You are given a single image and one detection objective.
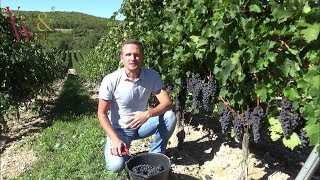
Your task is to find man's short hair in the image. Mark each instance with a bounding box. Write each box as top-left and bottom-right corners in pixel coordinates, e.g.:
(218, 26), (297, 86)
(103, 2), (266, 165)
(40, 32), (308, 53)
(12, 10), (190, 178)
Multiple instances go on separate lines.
(121, 39), (144, 54)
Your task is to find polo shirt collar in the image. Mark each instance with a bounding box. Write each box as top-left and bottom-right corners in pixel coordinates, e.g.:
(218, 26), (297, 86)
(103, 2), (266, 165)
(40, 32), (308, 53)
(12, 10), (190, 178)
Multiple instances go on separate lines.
(122, 68), (145, 82)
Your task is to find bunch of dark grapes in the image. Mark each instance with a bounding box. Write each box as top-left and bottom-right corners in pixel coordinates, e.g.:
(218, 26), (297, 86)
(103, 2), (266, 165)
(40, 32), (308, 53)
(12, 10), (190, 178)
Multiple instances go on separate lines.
(250, 106), (264, 142)
(242, 108), (251, 127)
(193, 82), (202, 109)
(279, 98), (302, 138)
(219, 108), (232, 134)
(291, 113), (302, 129)
(187, 73), (201, 93)
(187, 74), (202, 109)
(298, 131), (309, 147)
(232, 116), (243, 140)
(202, 84), (210, 111)
(231, 108), (261, 141)
(132, 164), (164, 176)
(220, 106), (265, 143)
(202, 74), (218, 111)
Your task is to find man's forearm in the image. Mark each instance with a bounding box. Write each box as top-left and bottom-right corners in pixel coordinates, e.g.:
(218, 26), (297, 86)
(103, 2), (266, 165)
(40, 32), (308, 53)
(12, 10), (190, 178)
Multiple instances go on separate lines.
(147, 101), (172, 118)
(98, 113), (119, 141)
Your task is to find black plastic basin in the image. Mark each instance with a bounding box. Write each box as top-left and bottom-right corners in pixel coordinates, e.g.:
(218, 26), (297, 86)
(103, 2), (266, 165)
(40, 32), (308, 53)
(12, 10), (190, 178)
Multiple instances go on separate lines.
(125, 152), (171, 180)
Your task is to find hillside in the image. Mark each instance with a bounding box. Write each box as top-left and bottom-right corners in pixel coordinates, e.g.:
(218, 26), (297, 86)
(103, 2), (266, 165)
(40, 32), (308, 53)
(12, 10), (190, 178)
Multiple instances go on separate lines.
(8, 10), (119, 30)
(5, 10), (121, 50)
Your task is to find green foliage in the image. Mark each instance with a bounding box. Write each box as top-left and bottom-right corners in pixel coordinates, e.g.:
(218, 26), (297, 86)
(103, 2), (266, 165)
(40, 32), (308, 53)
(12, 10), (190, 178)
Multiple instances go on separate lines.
(282, 132), (301, 150)
(78, 0), (320, 150)
(41, 29), (106, 51)
(75, 25), (123, 83)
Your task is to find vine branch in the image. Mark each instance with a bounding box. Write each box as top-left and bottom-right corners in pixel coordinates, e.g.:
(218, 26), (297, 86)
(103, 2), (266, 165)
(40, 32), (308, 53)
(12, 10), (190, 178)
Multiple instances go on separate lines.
(219, 97), (239, 117)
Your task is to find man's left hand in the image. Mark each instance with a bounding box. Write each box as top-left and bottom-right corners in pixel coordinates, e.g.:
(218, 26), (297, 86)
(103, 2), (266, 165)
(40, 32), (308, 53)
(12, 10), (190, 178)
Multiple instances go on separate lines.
(128, 111), (151, 129)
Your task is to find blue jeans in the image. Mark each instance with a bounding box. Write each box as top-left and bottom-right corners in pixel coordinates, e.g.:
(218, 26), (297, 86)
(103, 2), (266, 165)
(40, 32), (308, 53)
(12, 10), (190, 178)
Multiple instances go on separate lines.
(104, 110), (176, 172)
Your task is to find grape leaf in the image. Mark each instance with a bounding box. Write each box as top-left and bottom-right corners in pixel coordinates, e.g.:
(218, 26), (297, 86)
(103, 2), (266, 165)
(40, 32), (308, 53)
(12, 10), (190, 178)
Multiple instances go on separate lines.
(215, 46), (224, 55)
(272, 8), (292, 23)
(249, 4), (261, 13)
(303, 3), (311, 13)
(216, 60), (235, 86)
(190, 35), (199, 43)
(297, 78), (308, 91)
(282, 133), (300, 150)
(231, 51), (240, 65)
(301, 24), (320, 43)
(283, 87), (300, 101)
(310, 75), (320, 90)
(174, 78), (181, 85)
(270, 131), (282, 141)
(268, 117), (282, 141)
(196, 38), (208, 48)
(256, 86), (267, 102)
(305, 124), (320, 146)
(176, 24), (183, 32)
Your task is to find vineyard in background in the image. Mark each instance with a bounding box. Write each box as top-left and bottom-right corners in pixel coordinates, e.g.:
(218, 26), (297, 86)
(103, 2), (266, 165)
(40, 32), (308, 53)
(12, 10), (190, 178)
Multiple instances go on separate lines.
(0, 13), (66, 123)
(76, 0), (320, 154)
(57, 49), (89, 69)
(0, 9), (110, 129)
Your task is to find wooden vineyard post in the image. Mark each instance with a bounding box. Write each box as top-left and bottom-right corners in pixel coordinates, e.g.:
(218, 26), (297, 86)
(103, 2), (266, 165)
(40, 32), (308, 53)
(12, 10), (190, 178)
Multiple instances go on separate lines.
(240, 132), (249, 180)
(174, 109), (185, 148)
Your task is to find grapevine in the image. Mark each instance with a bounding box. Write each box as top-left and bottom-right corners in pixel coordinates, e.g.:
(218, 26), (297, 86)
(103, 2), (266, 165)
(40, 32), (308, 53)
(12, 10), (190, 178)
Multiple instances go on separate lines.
(0, 13), (66, 120)
(76, 0), (320, 151)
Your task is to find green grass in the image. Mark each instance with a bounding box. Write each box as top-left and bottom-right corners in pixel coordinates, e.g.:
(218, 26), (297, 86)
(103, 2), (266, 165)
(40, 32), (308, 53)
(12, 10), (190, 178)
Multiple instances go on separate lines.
(12, 75), (128, 180)
(51, 75), (96, 118)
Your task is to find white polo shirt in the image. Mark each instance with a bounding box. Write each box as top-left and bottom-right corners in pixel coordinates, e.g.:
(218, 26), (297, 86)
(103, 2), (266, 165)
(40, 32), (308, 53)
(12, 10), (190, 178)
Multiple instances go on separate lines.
(98, 68), (164, 129)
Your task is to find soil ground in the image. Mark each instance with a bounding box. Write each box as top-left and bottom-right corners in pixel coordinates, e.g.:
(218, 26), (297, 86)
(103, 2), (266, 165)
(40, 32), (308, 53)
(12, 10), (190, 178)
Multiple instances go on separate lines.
(130, 113), (319, 180)
(1, 78), (319, 180)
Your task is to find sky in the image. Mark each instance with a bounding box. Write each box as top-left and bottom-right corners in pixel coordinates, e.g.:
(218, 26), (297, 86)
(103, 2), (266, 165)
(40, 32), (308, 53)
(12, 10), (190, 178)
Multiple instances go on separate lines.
(1, 0), (123, 18)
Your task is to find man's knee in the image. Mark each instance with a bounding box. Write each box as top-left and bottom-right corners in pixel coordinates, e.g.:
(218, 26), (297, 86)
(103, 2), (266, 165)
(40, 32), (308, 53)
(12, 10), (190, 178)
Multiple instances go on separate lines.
(164, 110), (176, 122)
(104, 152), (127, 173)
(164, 110), (177, 132)
(106, 160), (125, 173)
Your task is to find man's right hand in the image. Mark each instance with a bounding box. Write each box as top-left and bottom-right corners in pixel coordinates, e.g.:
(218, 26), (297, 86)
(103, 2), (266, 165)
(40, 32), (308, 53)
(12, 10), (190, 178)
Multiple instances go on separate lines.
(110, 139), (127, 156)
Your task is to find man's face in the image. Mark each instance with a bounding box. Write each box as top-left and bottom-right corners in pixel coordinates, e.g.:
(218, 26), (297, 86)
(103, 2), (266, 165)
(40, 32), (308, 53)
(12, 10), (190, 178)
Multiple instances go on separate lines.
(121, 43), (144, 72)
